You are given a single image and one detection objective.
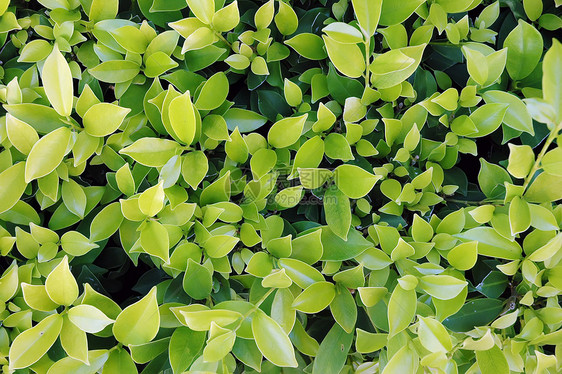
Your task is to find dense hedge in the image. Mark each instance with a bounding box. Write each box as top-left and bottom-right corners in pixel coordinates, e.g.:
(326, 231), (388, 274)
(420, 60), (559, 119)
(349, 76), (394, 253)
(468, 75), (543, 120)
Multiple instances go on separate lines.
(0, 0), (561, 373)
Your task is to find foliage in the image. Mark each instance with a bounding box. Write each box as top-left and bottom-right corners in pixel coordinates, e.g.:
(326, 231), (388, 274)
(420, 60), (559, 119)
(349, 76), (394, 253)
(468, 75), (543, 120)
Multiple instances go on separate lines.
(0, 0), (561, 373)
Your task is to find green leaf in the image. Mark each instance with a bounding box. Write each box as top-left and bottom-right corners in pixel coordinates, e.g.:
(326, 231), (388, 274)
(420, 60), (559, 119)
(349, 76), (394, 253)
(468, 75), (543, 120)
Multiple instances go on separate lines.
(183, 259), (213, 299)
(251, 148), (277, 180)
(21, 283), (59, 311)
(443, 299), (503, 332)
(195, 72), (229, 110)
(285, 33), (328, 60)
(68, 304), (114, 333)
(324, 187), (351, 240)
(447, 242), (478, 270)
(418, 316), (452, 352)
(45, 256), (78, 306)
(525, 173), (562, 203)
(89, 60), (141, 83)
(322, 22), (364, 44)
(542, 148), (562, 176)
(59, 315), (88, 364)
(283, 79), (302, 107)
(330, 284), (357, 333)
(470, 103), (509, 137)
(324, 133), (354, 161)
(8, 313), (63, 370)
(254, 0), (274, 29)
(120, 138), (182, 167)
(175, 307), (242, 331)
(355, 329), (387, 353)
(252, 309), (297, 367)
(89, 202), (124, 242)
(528, 233), (562, 262)
(509, 196), (531, 235)
(503, 20), (543, 81)
(478, 158), (511, 198)
(419, 275), (468, 300)
(312, 323), (353, 374)
(47, 350), (109, 373)
(112, 25), (150, 54)
(320, 226), (372, 261)
(507, 144), (535, 179)
(113, 286), (160, 345)
(274, 1), (298, 36)
(25, 126), (72, 183)
(224, 108), (267, 133)
(381, 345), (419, 374)
(212, 1), (239, 32)
(370, 44), (426, 89)
(292, 281), (335, 314)
(89, 0), (119, 21)
(379, 0), (425, 26)
(139, 181), (165, 217)
(140, 220), (170, 262)
(203, 235), (239, 258)
(323, 35), (365, 78)
(169, 327), (206, 374)
(102, 348), (137, 374)
(482, 91), (533, 134)
(0, 162), (27, 215)
(543, 39), (562, 122)
(168, 91), (197, 145)
(83, 103), (130, 137)
(434, 0), (474, 13)
(455, 227), (522, 260)
(42, 45), (73, 117)
(351, 0), (382, 37)
(334, 164), (381, 199)
(388, 284), (416, 337)
(62, 179), (87, 218)
(475, 345), (510, 374)
(182, 151), (208, 189)
(267, 114), (307, 148)
(186, 0), (214, 24)
(275, 186), (303, 209)
(0, 262), (18, 302)
(6, 114), (39, 155)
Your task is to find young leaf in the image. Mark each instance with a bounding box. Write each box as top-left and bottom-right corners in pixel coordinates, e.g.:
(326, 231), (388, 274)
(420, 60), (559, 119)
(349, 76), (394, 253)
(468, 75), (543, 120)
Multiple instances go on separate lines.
(83, 103), (130, 137)
(351, 0), (382, 37)
(324, 187), (351, 240)
(45, 256), (78, 306)
(112, 286), (160, 345)
(0, 162), (27, 214)
(252, 309), (298, 368)
(8, 314), (63, 370)
(25, 127), (72, 183)
(68, 304), (114, 333)
(42, 45), (73, 117)
(267, 114), (307, 148)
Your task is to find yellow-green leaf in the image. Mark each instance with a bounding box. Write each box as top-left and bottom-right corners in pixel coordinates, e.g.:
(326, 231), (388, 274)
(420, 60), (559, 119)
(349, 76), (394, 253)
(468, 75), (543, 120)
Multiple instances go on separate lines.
(8, 313), (63, 370)
(25, 126), (72, 183)
(42, 45), (73, 117)
(45, 256), (78, 306)
(112, 286), (160, 345)
(0, 162), (27, 214)
(83, 103), (130, 137)
(252, 309), (298, 368)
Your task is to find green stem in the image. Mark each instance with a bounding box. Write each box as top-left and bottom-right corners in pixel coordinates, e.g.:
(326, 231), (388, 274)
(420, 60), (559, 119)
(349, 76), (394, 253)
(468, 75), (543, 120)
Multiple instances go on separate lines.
(232, 287), (275, 331)
(521, 122), (562, 193)
(216, 32), (232, 49)
(364, 38), (370, 87)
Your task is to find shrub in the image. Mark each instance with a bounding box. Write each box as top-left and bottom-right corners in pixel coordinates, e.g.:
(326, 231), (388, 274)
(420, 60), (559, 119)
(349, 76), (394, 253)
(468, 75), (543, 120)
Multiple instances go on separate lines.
(0, 0), (561, 373)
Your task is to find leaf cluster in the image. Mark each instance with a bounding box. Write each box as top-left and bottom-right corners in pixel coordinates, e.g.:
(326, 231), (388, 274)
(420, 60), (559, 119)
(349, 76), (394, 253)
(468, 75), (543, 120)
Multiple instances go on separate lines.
(0, 0), (561, 373)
